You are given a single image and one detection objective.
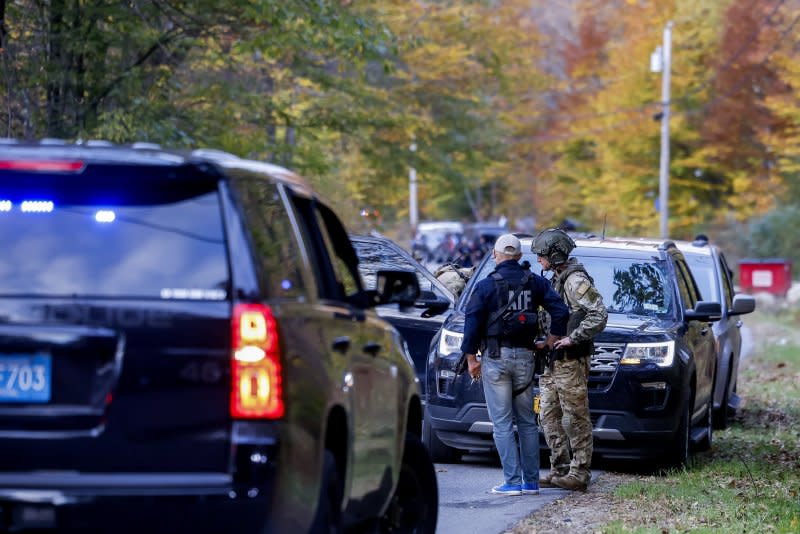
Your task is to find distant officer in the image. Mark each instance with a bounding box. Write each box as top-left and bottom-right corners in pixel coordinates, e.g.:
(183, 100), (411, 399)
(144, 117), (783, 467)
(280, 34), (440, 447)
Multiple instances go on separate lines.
(533, 229), (608, 492)
(461, 234), (569, 496)
(433, 263), (474, 298)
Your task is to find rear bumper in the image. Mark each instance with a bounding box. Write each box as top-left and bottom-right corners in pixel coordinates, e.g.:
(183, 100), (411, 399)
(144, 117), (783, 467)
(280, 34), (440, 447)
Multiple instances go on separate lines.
(0, 422), (282, 532)
(0, 474), (274, 533)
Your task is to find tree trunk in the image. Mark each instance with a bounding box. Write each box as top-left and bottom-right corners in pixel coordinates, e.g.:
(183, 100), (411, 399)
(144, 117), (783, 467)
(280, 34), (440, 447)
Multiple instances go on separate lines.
(46, 0), (68, 137)
(283, 125), (295, 167)
(1, 0), (7, 41)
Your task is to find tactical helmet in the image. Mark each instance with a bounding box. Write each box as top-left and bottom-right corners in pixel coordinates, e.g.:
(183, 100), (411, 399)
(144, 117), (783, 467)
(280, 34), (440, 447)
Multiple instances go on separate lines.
(531, 228), (576, 266)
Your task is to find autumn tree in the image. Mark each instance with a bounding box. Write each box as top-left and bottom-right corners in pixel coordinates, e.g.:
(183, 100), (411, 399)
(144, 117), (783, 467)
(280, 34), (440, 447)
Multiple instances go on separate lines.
(699, 0), (791, 220)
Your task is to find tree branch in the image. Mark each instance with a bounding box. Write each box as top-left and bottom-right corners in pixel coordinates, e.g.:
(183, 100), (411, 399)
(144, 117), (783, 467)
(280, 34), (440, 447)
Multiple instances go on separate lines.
(88, 28), (183, 114)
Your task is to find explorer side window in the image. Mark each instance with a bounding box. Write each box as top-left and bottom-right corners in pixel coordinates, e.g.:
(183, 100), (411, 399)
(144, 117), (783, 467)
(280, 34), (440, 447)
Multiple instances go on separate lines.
(674, 259), (699, 310)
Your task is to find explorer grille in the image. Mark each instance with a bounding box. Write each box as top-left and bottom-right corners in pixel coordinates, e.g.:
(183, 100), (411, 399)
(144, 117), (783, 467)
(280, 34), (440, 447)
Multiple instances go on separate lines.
(588, 343), (625, 390)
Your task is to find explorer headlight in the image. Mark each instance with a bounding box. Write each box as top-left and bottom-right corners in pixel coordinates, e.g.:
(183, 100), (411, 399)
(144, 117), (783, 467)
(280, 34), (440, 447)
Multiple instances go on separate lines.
(621, 341), (675, 367)
(437, 328), (463, 356)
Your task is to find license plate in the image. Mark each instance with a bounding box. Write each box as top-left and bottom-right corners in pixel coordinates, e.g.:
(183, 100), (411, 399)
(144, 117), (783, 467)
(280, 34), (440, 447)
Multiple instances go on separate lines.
(533, 394), (541, 414)
(0, 354), (52, 403)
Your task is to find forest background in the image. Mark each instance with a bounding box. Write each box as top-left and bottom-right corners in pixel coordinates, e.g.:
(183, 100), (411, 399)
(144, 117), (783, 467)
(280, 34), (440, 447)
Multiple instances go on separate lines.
(2, 0), (799, 265)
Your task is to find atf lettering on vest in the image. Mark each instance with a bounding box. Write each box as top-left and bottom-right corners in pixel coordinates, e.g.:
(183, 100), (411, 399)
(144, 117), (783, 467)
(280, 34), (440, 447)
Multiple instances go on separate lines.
(484, 272), (539, 357)
(507, 289), (532, 312)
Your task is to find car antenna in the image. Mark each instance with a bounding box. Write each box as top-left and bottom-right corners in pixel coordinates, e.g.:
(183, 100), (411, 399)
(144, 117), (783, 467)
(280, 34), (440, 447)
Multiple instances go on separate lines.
(601, 213), (607, 240)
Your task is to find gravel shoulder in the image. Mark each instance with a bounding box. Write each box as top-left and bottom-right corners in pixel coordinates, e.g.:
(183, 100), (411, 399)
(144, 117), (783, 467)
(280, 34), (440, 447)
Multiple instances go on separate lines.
(507, 471), (630, 534)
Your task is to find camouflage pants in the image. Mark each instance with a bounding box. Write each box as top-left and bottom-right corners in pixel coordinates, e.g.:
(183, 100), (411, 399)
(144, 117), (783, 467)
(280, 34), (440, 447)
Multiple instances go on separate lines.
(538, 356), (592, 483)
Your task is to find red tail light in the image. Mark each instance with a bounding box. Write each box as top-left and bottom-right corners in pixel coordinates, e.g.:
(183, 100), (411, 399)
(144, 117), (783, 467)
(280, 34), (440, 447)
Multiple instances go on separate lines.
(231, 303), (284, 419)
(0, 160), (85, 172)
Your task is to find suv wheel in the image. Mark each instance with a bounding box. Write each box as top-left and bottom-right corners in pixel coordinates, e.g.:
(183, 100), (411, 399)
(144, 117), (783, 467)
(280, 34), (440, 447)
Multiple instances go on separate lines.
(379, 436), (438, 533)
(422, 417), (461, 463)
(697, 396), (714, 452)
(310, 451), (343, 534)
(669, 398), (691, 469)
(713, 365), (732, 430)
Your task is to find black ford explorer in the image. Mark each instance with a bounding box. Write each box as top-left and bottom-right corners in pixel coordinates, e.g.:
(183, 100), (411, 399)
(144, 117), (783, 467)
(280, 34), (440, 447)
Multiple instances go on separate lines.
(424, 236), (721, 468)
(0, 141), (437, 533)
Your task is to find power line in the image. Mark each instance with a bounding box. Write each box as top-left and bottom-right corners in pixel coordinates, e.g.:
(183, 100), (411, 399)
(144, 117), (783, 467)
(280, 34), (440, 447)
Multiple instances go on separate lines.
(516, 111), (653, 143)
(510, 2), (783, 121)
(509, 0), (798, 143)
(678, 10), (800, 118)
(517, 8), (800, 141)
(522, 2), (799, 143)
(672, 0), (787, 105)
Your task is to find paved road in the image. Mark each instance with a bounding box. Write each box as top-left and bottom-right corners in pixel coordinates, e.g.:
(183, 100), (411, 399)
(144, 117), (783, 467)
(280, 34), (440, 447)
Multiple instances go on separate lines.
(434, 453), (599, 534)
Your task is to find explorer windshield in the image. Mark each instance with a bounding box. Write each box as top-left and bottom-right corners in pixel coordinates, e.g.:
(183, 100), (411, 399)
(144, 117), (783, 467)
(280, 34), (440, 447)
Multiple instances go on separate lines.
(460, 250), (674, 318)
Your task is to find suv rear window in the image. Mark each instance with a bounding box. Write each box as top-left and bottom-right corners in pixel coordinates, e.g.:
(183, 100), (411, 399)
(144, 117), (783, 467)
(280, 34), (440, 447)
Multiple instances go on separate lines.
(0, 181), (229, 299)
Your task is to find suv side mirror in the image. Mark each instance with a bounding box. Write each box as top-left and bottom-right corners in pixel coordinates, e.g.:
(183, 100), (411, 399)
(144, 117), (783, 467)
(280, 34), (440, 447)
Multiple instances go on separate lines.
(730, 294), (756, 316)
(685, 300), (722, 322)
(375, 270), (420, 307)
(417, 293), (451, 317)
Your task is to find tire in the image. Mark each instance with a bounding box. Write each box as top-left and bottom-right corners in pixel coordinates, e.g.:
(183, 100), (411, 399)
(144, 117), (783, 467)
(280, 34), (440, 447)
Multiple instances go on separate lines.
(713, 364), (732, 430)
(697, 395), (714, 452)
(668, 398), (691, 469)
(309, 451), (343, 534)
(422, 418), (461, 463)
(379, 436), (438, 534)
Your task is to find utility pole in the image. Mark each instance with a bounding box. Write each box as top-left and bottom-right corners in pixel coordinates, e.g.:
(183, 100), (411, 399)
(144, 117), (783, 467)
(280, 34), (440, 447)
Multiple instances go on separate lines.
(409, 142), (418, 237)
(656, 21), (673, 239)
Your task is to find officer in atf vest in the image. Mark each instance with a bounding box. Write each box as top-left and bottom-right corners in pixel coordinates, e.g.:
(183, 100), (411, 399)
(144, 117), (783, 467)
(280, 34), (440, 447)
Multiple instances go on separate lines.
(461, 234), (569, 496)
(533, 228), (608, 492)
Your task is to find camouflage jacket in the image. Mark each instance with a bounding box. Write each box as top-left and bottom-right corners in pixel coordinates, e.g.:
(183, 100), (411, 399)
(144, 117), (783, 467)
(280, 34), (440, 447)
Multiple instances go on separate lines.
(433, 264), (475, 298)
(553, 258), (608, 344)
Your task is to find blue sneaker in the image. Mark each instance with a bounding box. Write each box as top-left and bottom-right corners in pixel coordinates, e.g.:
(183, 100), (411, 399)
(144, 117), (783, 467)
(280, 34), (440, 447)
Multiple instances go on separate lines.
(522, 482), (539, 495)
(491, 483), (522, 495)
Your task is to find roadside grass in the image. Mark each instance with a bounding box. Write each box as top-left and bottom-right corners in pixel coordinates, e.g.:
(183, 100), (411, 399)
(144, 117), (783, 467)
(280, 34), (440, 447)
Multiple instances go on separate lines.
(601, 309), (800, 533)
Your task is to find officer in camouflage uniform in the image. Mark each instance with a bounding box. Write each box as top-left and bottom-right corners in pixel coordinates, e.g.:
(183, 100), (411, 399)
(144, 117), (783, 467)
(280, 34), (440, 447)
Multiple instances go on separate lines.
(532, 229), (608, 491)
(433, 264), (475, 298)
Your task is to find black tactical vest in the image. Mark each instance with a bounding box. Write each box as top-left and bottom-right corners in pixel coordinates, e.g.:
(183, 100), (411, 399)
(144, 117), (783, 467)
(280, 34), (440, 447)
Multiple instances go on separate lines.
(554, 261), (594, 359)
(483, 271), (539, 357)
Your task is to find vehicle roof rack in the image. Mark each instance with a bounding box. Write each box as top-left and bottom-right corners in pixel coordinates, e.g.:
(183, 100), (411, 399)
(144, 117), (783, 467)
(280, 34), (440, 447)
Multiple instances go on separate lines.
(131, 142), (162, 150)
(569, 231), (597, 239)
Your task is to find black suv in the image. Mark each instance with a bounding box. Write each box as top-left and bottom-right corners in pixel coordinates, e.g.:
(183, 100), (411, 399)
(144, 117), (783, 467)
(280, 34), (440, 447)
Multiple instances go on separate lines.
(350, 234), (454, 396)
(425, 236), (721, 468)
(0, 141), (437, 533)
(673, 238), (755, 428)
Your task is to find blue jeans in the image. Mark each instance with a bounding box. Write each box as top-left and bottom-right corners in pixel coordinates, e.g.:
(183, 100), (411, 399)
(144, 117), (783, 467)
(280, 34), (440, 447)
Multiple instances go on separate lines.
(481, 347), (539, 486)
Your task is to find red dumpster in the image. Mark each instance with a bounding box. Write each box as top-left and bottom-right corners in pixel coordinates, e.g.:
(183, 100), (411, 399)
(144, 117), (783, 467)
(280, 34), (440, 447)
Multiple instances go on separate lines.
(739, 258), (792, 296)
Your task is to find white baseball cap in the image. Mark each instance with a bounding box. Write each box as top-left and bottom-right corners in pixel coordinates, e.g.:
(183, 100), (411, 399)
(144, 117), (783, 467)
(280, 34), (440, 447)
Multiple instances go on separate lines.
(494, 234), (522, 255)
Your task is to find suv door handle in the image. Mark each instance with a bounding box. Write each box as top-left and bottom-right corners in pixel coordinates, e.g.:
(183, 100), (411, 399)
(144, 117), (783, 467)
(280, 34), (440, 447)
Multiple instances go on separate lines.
(363, 341), (382, 357)
(332, 336), (351, 354)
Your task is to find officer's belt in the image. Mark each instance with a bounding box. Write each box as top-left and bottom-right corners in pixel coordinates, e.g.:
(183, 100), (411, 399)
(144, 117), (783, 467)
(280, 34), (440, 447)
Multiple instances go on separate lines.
(485, 337), (531, 350)
(495, 339), (532, 349)
(550, 348), (586, 361)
